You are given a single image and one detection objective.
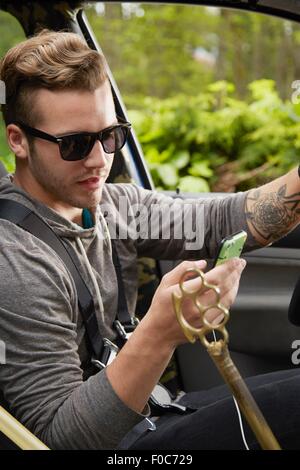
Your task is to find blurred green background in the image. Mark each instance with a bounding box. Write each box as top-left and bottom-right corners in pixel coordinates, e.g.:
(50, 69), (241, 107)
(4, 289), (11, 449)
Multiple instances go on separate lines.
(0, 10), (25, 172)
(1, 3), (300, 191)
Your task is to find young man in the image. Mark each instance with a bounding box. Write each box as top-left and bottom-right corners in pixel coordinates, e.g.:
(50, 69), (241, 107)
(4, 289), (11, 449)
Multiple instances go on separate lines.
(0, 29), (300, 450)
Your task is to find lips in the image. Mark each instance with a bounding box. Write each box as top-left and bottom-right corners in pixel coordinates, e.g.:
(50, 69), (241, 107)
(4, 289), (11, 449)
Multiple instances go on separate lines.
(80, 177), (100, 184)
(78, 176), (101, 190)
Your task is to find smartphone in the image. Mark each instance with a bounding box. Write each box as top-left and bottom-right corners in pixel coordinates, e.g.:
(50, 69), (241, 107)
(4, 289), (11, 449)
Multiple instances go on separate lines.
(213, 230), (247, 267)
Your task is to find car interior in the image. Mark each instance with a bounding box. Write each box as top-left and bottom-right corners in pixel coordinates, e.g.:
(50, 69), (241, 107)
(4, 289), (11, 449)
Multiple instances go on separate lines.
(0, 0), (300, 449)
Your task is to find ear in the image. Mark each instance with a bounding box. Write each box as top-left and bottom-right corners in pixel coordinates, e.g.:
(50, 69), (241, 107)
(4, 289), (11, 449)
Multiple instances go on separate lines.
(6, 124), (30, 159)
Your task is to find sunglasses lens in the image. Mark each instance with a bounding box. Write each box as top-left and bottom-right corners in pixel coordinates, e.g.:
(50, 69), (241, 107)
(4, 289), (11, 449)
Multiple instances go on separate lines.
(102, 126), (128, 153)
(59, 135), (95, 161)
(58, 125), (129, 160)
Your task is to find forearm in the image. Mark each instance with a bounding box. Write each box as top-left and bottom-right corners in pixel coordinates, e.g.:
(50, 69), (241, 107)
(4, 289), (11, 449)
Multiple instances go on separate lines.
(245, 167), (300, 246)
(106, 316), (175, 413)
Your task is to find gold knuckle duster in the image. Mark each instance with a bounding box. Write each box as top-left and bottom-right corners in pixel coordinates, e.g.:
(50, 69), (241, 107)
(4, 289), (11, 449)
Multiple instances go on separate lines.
(172, 267), (281, 451)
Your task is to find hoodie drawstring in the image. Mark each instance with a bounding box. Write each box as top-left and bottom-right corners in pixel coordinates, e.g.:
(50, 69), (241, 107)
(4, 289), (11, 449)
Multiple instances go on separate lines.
(75, 236), (105, 324)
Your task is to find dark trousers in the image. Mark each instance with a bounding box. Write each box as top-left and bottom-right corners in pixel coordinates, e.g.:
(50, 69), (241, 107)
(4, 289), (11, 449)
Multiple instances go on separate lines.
(125, 369), (300, 450)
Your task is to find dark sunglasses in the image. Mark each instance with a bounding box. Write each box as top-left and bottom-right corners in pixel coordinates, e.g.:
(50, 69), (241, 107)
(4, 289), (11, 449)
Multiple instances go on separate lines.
(14, 117), (131, 161)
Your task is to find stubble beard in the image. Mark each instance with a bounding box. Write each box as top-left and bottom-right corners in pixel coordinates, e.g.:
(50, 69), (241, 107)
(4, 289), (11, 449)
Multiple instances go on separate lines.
(28, 147), (103, 210)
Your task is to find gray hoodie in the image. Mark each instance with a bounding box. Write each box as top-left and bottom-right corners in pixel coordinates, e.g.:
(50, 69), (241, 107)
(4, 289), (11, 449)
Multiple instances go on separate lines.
(0, 174), (257, 449)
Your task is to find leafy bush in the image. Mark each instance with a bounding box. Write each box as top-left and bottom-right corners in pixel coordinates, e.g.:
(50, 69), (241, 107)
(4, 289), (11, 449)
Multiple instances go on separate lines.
(2, 79), (298, 192)
(127, 79), (300, 192)
(0, 152), (15, 173)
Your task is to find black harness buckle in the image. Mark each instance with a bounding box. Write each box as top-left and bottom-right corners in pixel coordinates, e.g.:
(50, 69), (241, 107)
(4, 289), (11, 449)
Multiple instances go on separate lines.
(91, 338), (119, 370)
(149, 384), (194, 416)
(114, 318), (139, 343)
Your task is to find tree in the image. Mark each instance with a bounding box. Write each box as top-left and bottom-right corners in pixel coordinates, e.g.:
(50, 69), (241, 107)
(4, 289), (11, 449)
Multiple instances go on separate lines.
(0, 11), (25, 170)
(86, 3), (300, 102)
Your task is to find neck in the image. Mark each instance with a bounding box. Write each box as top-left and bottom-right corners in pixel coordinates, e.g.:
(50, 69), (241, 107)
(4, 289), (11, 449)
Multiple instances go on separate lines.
(12, 171), (83, 225)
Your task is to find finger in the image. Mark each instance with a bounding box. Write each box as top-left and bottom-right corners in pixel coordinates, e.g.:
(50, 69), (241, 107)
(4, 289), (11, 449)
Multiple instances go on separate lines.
(207, 257), (246, 283)
(220, 274), (241, 309)
(202, 264), (243, 304)
(203, 273), (241, 325)
(179, 257), (245, 295)
(181, 263), (244, 327)
(208, 259), (245, 298)
(179, 301), (225, 330)
(162, 259), (207, 288)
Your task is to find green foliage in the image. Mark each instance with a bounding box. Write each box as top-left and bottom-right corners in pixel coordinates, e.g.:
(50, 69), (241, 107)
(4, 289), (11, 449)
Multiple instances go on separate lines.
(1, 152), (15, 173)
(86, 3), (300, 192)
(87, 4), (300, 101)
(86, 4), (216, 100)
(128, 79), (300, 192)
(0, 10), (25, 173)
(0, 4), (298, 190)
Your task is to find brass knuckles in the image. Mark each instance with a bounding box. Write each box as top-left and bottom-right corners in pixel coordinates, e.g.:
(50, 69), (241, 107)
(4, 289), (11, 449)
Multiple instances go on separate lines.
(172, 267), (229, 348)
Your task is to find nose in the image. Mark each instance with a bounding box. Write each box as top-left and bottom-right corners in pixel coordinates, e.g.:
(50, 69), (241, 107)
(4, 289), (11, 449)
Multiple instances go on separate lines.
(83, 139), (109, 169)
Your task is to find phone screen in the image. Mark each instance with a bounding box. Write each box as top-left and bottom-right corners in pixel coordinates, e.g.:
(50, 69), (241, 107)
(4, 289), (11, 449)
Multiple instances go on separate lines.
(213, 230), (247, 267)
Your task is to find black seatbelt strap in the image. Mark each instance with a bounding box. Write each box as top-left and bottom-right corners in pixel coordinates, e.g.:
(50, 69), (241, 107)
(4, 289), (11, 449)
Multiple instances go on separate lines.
(111, 243), (131, 324)
(0, 198), (104, 359)
(111, 242), (139, 345)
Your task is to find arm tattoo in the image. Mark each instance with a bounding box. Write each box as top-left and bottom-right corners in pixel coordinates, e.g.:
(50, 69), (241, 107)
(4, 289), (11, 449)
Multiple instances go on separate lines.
(245, 184), (300, 243)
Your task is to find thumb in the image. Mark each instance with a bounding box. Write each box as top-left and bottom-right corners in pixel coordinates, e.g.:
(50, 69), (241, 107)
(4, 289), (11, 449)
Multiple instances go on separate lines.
(162, 259), (207, 288)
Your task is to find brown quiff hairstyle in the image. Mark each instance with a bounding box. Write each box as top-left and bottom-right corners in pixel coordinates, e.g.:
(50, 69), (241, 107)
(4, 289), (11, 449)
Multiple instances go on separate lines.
(0, 29), (108, 127)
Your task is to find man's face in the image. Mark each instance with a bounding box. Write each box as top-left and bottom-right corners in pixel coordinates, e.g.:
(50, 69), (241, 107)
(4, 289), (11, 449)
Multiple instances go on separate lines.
(18, 81), (117, 215)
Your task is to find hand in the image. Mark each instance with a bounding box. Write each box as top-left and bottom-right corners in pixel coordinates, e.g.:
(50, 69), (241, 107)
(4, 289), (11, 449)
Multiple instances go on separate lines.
(107, 257), (245, 414)
(145, 257), (246, 348)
